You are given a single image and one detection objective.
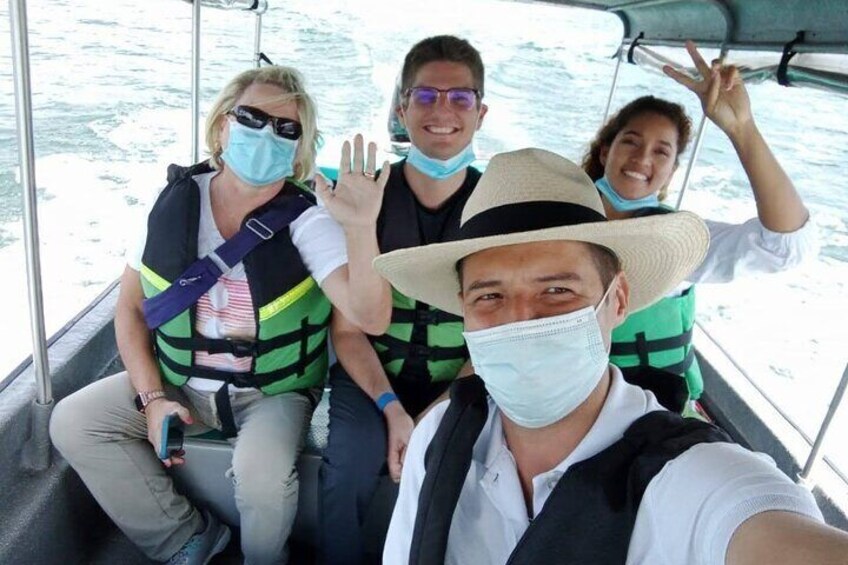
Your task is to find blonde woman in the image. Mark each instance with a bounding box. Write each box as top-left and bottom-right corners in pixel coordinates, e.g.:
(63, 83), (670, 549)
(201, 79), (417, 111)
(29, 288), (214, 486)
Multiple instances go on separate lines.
(50, 66), (390, 564)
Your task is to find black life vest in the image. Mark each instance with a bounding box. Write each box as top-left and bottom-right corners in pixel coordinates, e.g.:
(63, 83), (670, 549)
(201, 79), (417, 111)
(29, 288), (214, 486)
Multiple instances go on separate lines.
(140, 162), (331, 395)
(368, 161), (481, 383)
(409, 369), (731, 565)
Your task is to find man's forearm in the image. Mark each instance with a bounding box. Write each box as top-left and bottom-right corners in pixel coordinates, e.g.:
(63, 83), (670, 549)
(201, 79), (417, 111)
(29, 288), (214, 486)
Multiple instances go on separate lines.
(334, 328), (394, 401)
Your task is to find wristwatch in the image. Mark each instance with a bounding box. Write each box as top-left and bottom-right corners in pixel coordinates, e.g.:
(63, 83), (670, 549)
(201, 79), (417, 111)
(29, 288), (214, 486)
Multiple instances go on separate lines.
(134, 390), (167, 413)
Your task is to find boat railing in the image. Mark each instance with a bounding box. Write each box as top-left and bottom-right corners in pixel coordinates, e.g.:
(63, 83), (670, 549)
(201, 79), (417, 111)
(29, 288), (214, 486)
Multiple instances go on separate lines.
(697, 320), (848, 489)
(185, 0), (269, 161)
(799, 363), (848, 488)
(9, 0), (52, 473)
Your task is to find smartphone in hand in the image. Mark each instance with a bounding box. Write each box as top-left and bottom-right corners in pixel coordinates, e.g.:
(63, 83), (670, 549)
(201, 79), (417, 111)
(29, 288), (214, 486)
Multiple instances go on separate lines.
(158, 412), (185, 460)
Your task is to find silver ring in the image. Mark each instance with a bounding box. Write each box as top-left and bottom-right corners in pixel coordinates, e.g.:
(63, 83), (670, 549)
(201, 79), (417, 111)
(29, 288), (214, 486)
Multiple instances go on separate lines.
(363, 171), (376, 179)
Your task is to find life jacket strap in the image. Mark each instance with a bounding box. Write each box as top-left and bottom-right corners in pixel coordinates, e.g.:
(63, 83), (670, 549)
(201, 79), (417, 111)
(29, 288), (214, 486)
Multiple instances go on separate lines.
(370, 333), (468, 364)
(157, 334), (327, 389)
(389, 308), (463, 325)
(215, 381), (238, 438)
(142, 195), (312, 330)
(409, 376), (489, 565)
(609, 326), (693, 356)
(660, 347), (696, 375)
(154, 316), (328, 358)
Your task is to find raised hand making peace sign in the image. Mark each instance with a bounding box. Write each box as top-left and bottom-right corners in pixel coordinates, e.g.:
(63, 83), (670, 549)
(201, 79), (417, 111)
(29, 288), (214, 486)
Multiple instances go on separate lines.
(663, 40), (753, 141)
(662, 39), (809, 234)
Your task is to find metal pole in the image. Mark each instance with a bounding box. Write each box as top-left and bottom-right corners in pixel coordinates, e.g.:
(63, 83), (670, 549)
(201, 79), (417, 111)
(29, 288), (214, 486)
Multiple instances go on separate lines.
(675, 114), (708, 209)
(602, 42), (625, 123)
(798, 363), (848, 488)
(191, 0), (201, 163)
(11, 0), (54, 473)
(675, 45), (727, 210)
(10, 0), (51, 405)
(254, 13), (262, 68)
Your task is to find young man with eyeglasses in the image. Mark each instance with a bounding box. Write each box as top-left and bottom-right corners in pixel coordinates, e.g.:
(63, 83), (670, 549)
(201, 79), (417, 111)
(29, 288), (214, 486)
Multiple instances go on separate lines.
(320, 35), (488, 565)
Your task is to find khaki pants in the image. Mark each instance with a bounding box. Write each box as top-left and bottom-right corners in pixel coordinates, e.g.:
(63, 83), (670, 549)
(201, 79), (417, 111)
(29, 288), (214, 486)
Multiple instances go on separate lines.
(50, 371), (313, 564)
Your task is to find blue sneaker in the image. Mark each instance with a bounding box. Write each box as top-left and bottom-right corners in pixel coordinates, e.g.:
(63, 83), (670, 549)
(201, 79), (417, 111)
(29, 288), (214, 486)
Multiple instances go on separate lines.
(166, 509), (231, 565)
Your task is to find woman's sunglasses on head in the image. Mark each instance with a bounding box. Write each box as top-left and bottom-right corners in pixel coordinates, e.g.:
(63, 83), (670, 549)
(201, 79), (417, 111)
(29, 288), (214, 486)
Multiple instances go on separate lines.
(404, 87), (481, 111)
(228, 105), (303, 140)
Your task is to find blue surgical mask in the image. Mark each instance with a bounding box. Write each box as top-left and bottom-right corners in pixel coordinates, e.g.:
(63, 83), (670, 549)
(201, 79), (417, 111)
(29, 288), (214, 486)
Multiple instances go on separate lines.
(406, 143), (475, 180)
(463, 282), (614, 429)
(595, 176), (659, 212)
(221, 120), (298, 187)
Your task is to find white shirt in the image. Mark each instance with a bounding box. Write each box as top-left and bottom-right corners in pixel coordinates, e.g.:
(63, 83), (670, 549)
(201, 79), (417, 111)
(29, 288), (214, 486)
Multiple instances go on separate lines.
(384, 366), (823, 564)
(683, 216), (818, 286)
(127, 171), (348, 391)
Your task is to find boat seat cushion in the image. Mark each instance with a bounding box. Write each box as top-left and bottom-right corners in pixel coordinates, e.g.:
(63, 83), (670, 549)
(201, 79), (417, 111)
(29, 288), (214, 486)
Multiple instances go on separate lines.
(168, 388), (396, 555)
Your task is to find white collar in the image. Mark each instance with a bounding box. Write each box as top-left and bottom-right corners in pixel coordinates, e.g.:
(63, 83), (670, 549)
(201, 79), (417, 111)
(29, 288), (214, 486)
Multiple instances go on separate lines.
(479, 365), (665, 479)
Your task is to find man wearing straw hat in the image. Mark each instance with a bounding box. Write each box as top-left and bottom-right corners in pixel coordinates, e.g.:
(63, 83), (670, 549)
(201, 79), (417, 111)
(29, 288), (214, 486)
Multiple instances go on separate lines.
(378, 148), (847, 563)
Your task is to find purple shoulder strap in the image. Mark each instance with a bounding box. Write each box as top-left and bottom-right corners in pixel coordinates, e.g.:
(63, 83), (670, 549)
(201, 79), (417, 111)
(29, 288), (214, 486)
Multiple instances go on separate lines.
(142, 195), (312, 330)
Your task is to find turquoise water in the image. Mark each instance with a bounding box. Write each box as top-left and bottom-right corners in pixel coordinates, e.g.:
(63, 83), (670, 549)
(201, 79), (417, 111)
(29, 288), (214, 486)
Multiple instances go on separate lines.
(1, 0), (846, 482)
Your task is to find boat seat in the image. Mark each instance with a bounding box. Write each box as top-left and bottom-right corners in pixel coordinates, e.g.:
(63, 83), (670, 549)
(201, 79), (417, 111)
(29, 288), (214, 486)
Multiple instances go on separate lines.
(169, 390), (398, 555)
(168, 389), (327, 542)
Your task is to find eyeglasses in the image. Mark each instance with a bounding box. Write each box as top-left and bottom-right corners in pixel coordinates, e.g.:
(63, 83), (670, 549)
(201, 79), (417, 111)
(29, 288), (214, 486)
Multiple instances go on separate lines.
(227, 105), (303, 140)
(403, 87), (481, 111)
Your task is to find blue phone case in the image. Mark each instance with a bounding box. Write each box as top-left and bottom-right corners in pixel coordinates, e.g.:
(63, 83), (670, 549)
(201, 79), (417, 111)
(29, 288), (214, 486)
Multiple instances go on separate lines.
(158, 413), (184, 460)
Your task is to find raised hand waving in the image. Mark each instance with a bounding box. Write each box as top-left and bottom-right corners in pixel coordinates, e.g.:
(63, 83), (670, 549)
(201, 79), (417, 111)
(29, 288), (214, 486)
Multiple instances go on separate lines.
(315, 134), (390, 228)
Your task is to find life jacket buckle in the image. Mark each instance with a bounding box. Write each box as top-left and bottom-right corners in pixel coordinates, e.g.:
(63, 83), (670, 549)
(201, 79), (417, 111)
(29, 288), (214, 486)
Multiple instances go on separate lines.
(415, 309), (437, 325)
(229, 338), (258, 358)
(409, 343), (431, 359)
(246, 218), (274, 240)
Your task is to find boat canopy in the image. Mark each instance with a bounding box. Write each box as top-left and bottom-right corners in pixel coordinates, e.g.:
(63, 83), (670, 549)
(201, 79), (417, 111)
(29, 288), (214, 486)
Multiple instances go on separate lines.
(541, 0), (848, 94)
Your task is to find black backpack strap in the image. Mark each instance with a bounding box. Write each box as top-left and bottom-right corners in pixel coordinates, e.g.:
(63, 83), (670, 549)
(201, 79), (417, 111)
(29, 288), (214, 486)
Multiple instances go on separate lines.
(619, 365), (691, 413)
(409, 375), (489, 565)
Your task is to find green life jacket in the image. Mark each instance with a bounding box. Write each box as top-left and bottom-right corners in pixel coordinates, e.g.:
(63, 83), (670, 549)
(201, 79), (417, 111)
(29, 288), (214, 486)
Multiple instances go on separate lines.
(610, 285), (703, 399)
(370, 288), (468, 382)
(139, 162), (331, 396)
(367, 161), (480, 383)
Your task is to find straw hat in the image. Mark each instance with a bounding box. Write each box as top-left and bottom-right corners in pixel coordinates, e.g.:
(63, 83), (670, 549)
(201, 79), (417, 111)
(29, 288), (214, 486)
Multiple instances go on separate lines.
(373, 148), (709, 316)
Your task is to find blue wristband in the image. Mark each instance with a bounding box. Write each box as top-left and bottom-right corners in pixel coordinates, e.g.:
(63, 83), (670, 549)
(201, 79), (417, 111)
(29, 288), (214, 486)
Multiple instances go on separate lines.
(376, 392), (398, 412)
